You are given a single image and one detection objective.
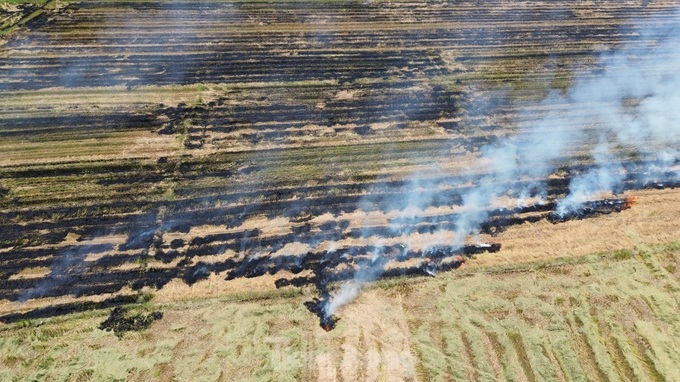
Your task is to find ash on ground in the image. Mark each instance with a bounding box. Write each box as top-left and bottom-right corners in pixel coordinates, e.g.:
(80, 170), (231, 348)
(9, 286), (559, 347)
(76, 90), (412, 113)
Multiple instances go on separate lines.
(99, 307), (163, 338)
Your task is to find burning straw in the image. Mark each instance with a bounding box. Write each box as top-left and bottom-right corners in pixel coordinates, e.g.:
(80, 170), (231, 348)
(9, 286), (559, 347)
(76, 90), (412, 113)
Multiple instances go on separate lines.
(549, 196), (637, 223)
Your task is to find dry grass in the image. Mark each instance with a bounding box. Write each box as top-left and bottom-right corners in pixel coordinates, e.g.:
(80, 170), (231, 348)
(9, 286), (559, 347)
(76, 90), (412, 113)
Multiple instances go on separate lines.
(1, 240), (679, 381)
(466, 189), (680, 269)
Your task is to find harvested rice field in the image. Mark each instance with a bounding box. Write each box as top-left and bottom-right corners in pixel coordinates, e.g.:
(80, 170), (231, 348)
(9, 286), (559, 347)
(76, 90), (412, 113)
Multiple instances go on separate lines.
(1, 0), (680, 380)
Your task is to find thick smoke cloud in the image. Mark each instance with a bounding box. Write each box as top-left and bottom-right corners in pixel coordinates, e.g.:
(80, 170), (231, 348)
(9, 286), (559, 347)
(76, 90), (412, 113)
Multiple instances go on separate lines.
(324, 8), (680, 317)
(555, 24), (680, 214)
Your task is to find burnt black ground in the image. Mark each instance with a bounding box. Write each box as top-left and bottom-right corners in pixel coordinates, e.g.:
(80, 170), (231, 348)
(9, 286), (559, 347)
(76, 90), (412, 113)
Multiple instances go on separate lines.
(1, 1), (679, 322)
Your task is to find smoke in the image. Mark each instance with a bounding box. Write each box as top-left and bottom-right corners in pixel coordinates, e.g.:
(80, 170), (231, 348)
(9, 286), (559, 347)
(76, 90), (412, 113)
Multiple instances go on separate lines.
(324, 247), (387, 316)
(552, 20), (680, 210)
(19, 243), (112, 302)
(456, 8), (680, 234)
(322, 93), (574, 318)
(323, 7), (680, 318)
(4, 1), (679, 322)
(323, 279), (362, 317)
(556, 141), (625, 216)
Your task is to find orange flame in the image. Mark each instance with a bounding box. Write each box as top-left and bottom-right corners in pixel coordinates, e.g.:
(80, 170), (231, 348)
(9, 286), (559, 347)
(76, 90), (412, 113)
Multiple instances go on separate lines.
(624, 195), (638, 209)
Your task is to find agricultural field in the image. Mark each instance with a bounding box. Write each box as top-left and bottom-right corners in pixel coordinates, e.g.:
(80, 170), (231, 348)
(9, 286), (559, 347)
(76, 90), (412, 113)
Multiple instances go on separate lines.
(2, 242), (680, 381)
(1, 0), (680, 380)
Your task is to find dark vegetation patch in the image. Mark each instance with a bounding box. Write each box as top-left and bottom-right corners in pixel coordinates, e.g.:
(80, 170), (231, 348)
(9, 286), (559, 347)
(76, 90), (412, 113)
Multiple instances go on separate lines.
(99, 307), (163, 338)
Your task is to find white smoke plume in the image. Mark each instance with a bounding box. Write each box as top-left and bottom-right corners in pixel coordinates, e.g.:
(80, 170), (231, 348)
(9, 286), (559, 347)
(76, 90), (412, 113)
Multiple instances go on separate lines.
(552, 23), (680, 212)
(324, 282), (361, 317)
(556, 141), (625, 216)
(324, 248), (386, 316)
(452, 99), (573, 245)
(456, 9), (680, 235)
(324, 8), (680, 318)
